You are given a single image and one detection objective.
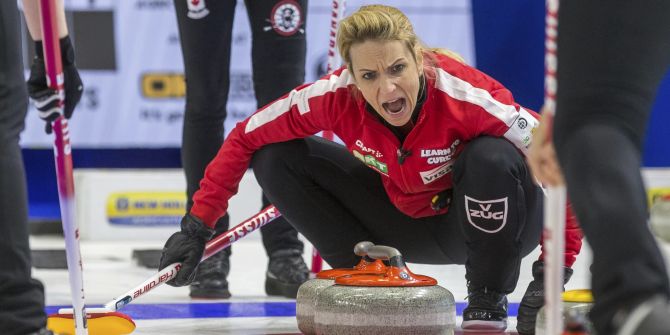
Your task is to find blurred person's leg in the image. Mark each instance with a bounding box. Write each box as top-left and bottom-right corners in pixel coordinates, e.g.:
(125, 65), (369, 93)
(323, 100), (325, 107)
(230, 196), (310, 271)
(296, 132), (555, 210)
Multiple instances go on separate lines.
(246, 0), (309, 298)
(0, 1), (48, 334)
(174, 0), (236, 299)
(554, 0), (670, 333)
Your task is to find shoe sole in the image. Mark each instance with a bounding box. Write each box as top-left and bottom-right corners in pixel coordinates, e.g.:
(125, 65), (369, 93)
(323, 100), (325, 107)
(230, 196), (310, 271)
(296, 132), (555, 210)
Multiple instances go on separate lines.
(189, 288), (231, 299)
(461, 320), (507, 333)
(265, 275), (300, 299)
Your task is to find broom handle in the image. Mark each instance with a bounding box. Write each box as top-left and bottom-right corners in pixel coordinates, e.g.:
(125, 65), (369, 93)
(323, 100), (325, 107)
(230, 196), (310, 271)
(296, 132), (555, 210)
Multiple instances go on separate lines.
(313, 0), (346, 273)
(110, 205), (280, 311)
(39, 1), (88, 334)
(55, 206), (282, 314)
(543, 0), (566, 334)
(320, 0), (345, 142)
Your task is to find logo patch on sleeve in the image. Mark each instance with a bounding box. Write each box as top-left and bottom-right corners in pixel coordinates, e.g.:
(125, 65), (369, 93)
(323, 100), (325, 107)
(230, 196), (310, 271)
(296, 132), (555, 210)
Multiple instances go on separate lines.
(504, 108), (539, 154)
(464, 195), (508, 233)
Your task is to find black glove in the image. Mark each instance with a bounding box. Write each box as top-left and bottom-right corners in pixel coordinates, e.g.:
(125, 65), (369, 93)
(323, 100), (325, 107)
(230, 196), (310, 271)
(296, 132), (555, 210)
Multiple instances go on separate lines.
(517, 260), (574, 334)
(159, 213), (215, 287)
(27, 36), (83, 134)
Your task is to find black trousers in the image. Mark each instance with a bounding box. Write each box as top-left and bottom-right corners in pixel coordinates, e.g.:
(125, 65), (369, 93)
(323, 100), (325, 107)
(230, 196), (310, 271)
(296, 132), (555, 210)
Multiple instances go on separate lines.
(173, 0), (308, 255)
(554, 1), (670, 333)
(0, 1), (47, 334)
(252, 136), (543, 293)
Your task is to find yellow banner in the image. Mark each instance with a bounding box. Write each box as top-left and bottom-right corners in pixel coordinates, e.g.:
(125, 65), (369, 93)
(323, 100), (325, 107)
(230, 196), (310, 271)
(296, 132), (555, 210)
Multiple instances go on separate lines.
(106, 192), (186, 226)
(648, 187), (670, 207)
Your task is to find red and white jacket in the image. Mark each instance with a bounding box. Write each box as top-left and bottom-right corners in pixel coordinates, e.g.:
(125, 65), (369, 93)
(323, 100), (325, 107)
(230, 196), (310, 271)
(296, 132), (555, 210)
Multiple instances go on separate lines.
(191, 52), (582, 266)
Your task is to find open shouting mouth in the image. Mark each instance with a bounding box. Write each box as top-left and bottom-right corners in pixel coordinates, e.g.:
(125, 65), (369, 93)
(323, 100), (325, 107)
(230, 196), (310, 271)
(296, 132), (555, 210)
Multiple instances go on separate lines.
(382, 97), (407, 116)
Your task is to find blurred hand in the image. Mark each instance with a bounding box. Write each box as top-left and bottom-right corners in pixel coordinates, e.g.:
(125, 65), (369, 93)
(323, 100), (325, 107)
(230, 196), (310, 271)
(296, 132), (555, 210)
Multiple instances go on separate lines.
(159, 213), (215, 287)
(27, 36), (83, 134)
(527, 107), (565, 187)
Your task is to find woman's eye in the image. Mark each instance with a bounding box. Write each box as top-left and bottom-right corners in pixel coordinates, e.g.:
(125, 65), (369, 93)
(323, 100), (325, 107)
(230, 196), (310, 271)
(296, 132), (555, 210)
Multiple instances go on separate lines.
(392, 64), (406, 74)
(362, 72), (376, 80)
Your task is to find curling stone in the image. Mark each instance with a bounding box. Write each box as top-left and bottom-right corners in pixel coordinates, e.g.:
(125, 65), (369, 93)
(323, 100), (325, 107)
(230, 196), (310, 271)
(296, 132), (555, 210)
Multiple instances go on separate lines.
(535, 289), (594, 335)
(650, 195), (670, 242)
(314, 245), (456, 335)
(297, 241), (386, 335)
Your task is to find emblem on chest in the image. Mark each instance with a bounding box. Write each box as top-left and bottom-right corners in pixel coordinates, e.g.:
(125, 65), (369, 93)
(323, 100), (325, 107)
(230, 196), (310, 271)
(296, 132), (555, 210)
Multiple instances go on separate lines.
(352, 140), (387, 175)
(419, 139), (461, 165)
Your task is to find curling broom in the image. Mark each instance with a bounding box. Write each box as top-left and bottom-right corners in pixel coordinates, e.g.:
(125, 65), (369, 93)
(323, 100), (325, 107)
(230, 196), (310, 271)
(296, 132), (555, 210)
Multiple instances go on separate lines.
(48, 206), (281, 334)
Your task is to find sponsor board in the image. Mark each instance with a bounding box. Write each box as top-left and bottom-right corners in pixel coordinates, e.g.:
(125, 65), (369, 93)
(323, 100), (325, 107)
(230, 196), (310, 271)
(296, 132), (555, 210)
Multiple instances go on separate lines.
(106, 191), (186, 226)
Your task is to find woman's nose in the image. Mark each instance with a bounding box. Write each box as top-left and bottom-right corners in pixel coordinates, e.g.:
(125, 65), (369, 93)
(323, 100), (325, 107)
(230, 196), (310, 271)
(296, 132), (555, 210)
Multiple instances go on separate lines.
(379, 76), (396, 94)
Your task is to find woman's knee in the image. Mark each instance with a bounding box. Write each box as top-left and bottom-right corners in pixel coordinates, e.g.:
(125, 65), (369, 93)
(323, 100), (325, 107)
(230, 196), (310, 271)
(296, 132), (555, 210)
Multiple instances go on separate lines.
(251, 139), (308, 181)
(454, 136), (525, 178)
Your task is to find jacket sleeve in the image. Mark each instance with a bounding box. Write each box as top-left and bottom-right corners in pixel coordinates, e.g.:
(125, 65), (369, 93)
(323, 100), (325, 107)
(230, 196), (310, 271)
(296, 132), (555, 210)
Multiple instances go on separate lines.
(190, 68), (355, 227)
(431, 54), (540, 156)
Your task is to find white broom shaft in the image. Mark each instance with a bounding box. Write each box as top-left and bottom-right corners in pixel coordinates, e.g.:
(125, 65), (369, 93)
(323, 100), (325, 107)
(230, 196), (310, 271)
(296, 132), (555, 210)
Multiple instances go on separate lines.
(57, 262), (182, 314)
(317, 0), (346, 266)
(545, 187), (566, 335)
(39, 0), (88, 333)
(544, 0), (559, 116)
(543, 0), (565, 334)
(326, 0), (345, 74)
(321, 0), (344, 142)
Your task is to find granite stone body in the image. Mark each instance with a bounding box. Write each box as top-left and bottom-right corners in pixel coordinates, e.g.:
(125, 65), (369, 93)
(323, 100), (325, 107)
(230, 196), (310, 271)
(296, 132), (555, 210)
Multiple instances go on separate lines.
(297, 278), (335, 335)
(313, 284), (456, 335)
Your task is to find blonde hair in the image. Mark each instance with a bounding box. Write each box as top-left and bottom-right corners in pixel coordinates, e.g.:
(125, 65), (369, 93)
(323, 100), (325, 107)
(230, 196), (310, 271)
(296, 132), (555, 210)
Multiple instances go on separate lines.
(336, 5), (464, 68)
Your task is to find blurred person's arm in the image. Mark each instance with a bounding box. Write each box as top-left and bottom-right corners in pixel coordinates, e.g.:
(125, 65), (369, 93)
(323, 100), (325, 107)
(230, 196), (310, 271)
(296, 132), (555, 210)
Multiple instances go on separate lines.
(22, 0), (69, 40)
(22, 0), (83, 134)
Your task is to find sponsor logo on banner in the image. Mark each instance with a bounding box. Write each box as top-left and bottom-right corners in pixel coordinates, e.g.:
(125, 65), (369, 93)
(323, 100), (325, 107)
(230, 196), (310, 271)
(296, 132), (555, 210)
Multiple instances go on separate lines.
(647, 188), (670, 207)
(187, 0), (209, 19)
(419, 162), (453, 184)
(228, 72), (255, 100)
(353, 150), (388, 176)
(266, 0), (304, 36)
(464, 195), (508, 233)
(106, 192), (186, 226)
(136, 0), (172, 9)
(648, 187), (670, 239)
(141, 73), (185, 98)
(84, 87), (99, 110)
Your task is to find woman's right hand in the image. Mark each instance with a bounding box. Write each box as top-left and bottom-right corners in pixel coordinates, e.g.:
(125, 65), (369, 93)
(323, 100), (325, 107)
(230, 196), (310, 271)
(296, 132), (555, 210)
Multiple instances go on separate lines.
(527, 107), (565, 187)
(159, 213), (215, 287)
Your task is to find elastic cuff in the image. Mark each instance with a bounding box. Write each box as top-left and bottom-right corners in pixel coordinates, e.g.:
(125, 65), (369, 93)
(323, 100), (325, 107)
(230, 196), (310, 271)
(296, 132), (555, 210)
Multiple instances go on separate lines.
(190, 202), (221, 229)
(182, 213), (215, 240)
(34, 36), (75, 64)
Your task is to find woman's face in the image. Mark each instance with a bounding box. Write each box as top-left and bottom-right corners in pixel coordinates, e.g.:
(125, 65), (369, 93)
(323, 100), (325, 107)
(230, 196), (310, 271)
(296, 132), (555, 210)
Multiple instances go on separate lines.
(349, 39), (422, 127)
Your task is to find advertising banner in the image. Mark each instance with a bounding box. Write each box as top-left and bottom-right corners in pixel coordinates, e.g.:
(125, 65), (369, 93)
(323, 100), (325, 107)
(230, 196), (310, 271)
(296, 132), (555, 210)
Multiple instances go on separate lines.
(20, 0), (474, 148)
